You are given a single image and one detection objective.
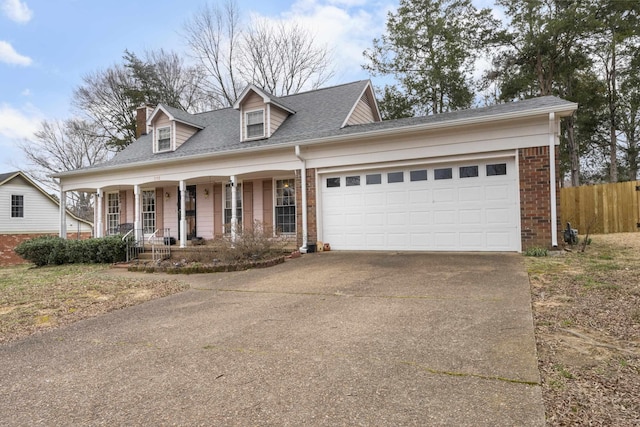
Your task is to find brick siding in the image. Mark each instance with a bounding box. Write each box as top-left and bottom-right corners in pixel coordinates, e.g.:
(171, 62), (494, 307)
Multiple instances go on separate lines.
(518, 146), (561, 250)
(295, 168), (318, 249)
(0, 233), (93, 266)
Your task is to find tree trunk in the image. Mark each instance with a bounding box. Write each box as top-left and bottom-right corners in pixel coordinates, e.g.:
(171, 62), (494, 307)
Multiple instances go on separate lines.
(609, 33), (618, 182)
(565, 116), (580, 186)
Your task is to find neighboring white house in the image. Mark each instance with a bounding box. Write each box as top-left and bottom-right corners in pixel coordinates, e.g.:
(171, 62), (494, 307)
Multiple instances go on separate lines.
(54, 80), (578, 253)
(0, 171), (93, 265)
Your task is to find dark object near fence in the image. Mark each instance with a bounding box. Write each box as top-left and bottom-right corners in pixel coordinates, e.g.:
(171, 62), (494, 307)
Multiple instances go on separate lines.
(563, 222), (578, 245)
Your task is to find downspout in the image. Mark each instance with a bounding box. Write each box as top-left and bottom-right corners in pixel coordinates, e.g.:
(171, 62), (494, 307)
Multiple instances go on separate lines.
(549, 112), (558, 247)
(295, 145), (308, 253)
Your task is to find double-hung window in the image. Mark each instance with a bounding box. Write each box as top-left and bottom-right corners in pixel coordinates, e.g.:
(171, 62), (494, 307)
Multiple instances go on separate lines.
(157, 126), (171, 152)
(275, 179), (295, 234)
(11, 195), (24, 218)
(107, 193), (120, 235)
(245, 110), (265, 139)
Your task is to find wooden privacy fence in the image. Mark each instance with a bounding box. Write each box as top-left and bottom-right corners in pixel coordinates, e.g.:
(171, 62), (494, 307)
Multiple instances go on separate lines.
(560, 180), (640, 234)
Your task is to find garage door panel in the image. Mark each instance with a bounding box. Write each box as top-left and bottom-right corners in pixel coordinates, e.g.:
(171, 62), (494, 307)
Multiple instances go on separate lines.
(321, 158), (519, 251)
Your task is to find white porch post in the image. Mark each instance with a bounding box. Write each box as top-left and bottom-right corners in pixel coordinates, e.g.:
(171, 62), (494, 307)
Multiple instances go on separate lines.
(134, 185), (141, 242)
(549, 112), (558, 248)
(179, 180), (187, 248)
(230, 175), (237, 242)
(95, 188), (103, 238)
(59, 187), (67, 239)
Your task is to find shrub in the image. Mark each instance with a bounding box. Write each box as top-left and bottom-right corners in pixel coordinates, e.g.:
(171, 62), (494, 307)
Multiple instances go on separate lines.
(525, 247), (549, 257)
(217, 221), (288, 264)
(14, 235), (127, 266)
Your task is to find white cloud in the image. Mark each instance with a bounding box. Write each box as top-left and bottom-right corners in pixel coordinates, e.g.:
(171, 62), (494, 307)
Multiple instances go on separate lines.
(258, 0), (393, 84)
(0, 103), (41, 141)
(21, 88), (31, 96)
(2, 0), (32, 24)
(0, 40), (32, 66)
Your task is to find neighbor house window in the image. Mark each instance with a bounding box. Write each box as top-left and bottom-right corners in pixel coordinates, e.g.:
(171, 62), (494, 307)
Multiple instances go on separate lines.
(224, 183), (242, 233)
(157, 126), (171, 152)
(275, 179), (296, 234)
(246, 110), (265, 139)
(107, 192), (120, 235)
(11, 195), (24, 218)
(142, 190), (156, 234)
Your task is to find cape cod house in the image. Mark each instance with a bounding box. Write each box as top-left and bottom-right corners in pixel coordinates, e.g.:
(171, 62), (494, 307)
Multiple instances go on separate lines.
(53, 80), (577, 252)
(0, 171), (93, 265)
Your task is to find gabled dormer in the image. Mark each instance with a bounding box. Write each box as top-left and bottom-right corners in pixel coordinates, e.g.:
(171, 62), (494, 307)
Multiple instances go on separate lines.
(342, 81), (382, 127)
(233, 85), (296, 142)
(147, 105), (204, 154)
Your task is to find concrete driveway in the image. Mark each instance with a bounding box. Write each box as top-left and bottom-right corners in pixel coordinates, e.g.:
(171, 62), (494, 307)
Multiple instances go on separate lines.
(0, 252), (544, 426)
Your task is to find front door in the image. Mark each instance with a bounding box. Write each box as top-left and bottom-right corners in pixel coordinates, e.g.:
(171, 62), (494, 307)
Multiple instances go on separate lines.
(178, 185), (197, 240)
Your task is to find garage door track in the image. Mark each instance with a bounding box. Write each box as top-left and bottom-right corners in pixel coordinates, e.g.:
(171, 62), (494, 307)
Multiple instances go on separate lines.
(0, 252), (544, 426)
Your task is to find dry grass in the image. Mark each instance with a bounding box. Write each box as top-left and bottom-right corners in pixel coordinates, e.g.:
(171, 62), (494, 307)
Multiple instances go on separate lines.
(0, 264), (188, 344)
(526, 233), (640, 426)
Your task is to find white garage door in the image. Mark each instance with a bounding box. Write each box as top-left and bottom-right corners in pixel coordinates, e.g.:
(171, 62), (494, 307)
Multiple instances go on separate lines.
(320, 158), (520, 251)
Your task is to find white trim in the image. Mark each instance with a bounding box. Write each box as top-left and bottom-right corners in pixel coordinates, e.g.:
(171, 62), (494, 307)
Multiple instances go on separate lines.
(514, 149), (523, 253)
(155, 125), (172, 153)
(266, 104), (271, 138)
(317, 151), (516, 175)
(549, 112), (558, 247)
(244, 108), (266, 140)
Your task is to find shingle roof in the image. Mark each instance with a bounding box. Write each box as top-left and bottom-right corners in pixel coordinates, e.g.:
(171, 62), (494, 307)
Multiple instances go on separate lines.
(0, 171), (19, 185)
(66, 82), (576, 174)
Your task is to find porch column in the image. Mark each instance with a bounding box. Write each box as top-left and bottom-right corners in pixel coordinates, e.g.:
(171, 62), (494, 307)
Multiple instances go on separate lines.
(230, 175), (237, 242)
(59, 187), (67, 239)
(95, 188), (103, 238)
(134, 185), (141, 242)
(179, 180), (187, 248)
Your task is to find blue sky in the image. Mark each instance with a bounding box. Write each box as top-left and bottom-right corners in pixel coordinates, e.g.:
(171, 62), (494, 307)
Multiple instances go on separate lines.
(0, 0), (497, 172)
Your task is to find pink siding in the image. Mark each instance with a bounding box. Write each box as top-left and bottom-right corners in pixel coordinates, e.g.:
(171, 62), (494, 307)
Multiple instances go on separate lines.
(175, 122), (198, 149)
(196, 183), (215, 239)
(270, 105), (289, 136)
(346, 95), (375, 126)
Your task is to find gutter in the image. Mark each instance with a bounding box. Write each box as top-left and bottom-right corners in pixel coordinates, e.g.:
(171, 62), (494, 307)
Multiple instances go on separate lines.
(295, 145), (308, 253)
(53, 102), (578, 179)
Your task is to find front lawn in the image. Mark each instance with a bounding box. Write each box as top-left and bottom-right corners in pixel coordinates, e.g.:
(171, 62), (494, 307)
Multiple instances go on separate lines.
(527, 233), (640, 426)
(0, 264), (188, 343)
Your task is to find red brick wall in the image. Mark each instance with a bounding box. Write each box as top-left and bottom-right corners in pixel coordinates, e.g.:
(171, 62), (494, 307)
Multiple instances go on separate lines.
(519, 146), (561, 250)
(0, 233), (93, 266)
(295, 168), (317, 249)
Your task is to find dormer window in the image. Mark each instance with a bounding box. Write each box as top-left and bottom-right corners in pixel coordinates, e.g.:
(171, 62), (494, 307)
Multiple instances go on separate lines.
(157, 126), (171, 152)
(246, 110), (265, 139)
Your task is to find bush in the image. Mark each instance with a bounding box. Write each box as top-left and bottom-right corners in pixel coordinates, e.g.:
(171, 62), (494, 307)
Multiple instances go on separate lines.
(14, 235), (127, 266)
(217, 221), (288, 264)
(525, 247), (549, 257)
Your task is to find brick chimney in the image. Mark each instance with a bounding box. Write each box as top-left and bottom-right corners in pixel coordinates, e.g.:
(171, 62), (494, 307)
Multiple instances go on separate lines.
(135, 105), (154, 139)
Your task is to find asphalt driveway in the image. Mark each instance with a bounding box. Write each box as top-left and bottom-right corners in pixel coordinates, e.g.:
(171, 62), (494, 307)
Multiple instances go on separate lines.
(0, 252), (544, 426)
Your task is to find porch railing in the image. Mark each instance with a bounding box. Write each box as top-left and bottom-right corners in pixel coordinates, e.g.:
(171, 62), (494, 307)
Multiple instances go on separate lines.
(122, 228), (144, 262)
(149, 228), (172, 262)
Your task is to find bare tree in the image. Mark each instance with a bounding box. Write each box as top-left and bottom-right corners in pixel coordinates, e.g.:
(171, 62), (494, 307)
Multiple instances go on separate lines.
(19, 119), (112, 220)
(183, 0), (334, 106)
(183, 0), (244, 108)
(241, 19), (333, 95)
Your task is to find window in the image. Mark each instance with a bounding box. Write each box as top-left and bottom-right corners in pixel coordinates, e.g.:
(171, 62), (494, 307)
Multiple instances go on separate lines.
(434, 168), (453, 180)
(246, 110), (265, 139)
(487, 163), (507, 176)
(107, 193), (120, 235)
(326, 177), (340, 188)
(11, 195), (23, 218)
(459, 166), (479, 178)
(410, 170), (428, 181)
(346, 176), (360, 186)
(275, 179), (296, 234)
(388, 171), (404, 183)
(157, 126), (171, 152)
(142, 190), (156, 234)
(224, 183), (242, 233)
(366, 174), (382, 185)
